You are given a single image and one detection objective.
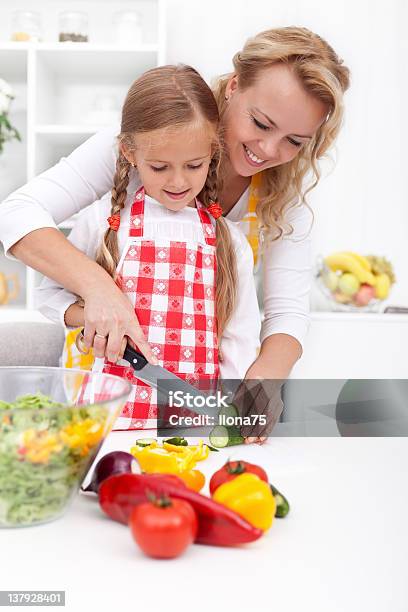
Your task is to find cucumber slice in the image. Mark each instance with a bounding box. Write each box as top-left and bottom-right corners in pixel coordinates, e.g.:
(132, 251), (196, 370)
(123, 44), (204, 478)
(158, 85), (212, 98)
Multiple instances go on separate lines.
(218, 403), (239, 419)
(163, 437), (188, 446)
(209, 425), (229, 448)
(209, 425), (244, 448)
(135, 438), (156, 447)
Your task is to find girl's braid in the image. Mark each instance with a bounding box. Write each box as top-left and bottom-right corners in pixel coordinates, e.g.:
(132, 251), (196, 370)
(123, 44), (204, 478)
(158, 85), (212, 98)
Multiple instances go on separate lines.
(201, 153), (237, 339)
(95, 151), (131, 278)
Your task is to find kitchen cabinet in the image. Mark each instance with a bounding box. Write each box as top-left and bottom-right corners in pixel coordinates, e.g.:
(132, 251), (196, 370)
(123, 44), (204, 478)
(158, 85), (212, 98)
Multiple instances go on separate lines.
(0, 0), (166, 314)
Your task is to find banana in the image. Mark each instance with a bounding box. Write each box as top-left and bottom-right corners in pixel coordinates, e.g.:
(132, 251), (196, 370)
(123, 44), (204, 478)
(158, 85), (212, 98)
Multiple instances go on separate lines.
(342, 251), (372, 272)
(324, 252), (376, 285)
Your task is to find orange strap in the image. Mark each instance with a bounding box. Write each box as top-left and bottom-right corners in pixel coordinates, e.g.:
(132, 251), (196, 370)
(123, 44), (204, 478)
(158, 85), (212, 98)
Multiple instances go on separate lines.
(241, 173), (262, 264)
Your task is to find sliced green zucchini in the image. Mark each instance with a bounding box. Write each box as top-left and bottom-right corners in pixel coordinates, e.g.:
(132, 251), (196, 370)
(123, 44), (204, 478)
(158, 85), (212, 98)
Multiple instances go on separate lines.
(135, 438), (157, 447)
(218, 403), (239, 420)
(209, 425), (244, 448)
(163, 437), (188, 446)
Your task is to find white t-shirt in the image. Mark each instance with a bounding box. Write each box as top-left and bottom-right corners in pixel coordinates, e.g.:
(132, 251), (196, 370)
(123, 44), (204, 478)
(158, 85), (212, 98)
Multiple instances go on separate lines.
(35, 179), (261, 380)
(0, 126), (312, 350)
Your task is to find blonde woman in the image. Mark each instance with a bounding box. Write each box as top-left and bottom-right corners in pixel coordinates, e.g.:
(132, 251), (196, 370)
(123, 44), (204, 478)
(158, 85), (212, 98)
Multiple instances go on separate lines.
(0, 27), (350, 441)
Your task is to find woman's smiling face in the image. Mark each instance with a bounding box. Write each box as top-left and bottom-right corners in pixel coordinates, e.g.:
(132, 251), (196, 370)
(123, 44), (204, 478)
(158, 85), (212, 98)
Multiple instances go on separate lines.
(223, 63), (329, 177)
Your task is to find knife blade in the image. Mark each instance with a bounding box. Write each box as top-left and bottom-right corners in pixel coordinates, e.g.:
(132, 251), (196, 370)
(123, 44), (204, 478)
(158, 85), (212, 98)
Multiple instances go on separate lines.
(122, 344), (218, 418)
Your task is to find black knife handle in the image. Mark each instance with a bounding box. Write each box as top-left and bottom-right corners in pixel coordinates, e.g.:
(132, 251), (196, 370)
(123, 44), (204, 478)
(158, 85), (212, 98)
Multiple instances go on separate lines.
(123, 344), (148, 371)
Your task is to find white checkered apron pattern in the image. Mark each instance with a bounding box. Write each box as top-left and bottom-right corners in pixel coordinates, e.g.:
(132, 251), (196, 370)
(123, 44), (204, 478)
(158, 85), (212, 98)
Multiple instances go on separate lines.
(101, 186), (220, 430)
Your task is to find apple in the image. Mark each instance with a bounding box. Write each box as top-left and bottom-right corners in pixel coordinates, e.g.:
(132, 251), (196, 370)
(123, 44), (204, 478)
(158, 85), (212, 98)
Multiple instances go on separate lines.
(338, 273), (360, 296)
(322, 270), (339, 292)
(353, 284), (376, 306)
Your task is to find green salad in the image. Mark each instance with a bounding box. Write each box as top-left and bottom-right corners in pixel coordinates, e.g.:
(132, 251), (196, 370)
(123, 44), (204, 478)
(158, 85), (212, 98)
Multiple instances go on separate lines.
(0, 394), (108, 527)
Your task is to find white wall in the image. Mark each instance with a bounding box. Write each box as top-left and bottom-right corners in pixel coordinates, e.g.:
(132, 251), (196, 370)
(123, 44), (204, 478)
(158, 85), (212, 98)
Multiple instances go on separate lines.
(165, 0), (408, 306)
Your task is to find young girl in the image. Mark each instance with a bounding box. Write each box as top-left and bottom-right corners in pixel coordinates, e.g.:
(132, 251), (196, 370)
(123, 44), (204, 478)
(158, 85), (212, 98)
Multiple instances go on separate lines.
(36, 64), (260, 430)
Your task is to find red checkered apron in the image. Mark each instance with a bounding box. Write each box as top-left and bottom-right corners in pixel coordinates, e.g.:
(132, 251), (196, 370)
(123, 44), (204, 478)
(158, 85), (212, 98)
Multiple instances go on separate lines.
(102, 186), (220, 430)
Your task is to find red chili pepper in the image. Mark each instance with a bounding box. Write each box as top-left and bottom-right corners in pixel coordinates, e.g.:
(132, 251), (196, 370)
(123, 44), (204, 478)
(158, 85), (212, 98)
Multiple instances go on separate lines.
(99, 473), (262, 547)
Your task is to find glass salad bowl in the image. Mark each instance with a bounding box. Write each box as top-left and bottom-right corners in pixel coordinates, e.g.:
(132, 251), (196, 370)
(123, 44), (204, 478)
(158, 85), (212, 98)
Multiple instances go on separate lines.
(0, 367), (131, 528)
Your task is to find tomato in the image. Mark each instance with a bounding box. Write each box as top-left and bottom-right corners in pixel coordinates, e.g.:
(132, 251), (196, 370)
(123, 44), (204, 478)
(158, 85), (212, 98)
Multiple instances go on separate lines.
(209, 461), (268, 495)
(129, 497), (197, 559)
(176, 469), (206, 492)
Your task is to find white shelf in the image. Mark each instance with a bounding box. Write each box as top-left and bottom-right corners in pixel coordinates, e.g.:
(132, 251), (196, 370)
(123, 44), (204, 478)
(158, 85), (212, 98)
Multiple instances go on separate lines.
(0, 0), (166, 320)
(35, 125), (106, 148)
(1, 43), (159, 51)
(35, 124), (107, 134)
(1, 42), (157, 51)
(35, 46), (159, 79)
(0, 47), (27, 80)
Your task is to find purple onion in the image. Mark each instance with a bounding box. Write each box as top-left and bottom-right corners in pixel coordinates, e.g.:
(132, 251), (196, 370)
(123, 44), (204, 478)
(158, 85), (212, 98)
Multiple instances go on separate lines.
(81, 451), (140, 494)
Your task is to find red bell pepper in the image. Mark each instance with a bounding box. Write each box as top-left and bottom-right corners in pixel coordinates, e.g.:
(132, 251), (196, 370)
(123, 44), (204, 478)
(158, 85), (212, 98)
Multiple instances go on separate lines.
(209, 460), (269, 495)
(99, 473), (263, 546)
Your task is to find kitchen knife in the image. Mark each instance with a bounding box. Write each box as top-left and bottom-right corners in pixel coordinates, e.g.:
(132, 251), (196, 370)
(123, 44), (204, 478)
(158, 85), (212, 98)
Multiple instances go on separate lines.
(122, 344), (218, 418)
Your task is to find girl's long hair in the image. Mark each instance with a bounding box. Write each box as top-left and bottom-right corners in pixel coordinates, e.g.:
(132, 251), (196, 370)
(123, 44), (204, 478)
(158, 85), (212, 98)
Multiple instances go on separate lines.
(96, 64), (237, 338)
(213, 26), (350, 242)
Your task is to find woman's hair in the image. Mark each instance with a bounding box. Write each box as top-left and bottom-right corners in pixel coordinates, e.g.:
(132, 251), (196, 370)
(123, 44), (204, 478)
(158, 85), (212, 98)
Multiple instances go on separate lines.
(213, 26), (351, 242)
(96, 64), (237, 337)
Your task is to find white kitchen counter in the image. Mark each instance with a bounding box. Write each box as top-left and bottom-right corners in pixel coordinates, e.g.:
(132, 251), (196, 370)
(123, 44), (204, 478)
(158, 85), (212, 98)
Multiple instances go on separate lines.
(2, 431), (408, 612)
(291, 312), (408, 378)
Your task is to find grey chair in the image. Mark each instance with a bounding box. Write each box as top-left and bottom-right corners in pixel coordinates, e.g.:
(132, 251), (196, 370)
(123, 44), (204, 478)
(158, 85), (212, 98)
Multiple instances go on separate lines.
(0, 322), (65, 367)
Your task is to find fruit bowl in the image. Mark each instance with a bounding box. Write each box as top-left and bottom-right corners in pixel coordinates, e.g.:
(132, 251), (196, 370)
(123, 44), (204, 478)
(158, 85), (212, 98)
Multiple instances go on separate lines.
(315, 252), (395, 313)
(0, 367), (131, 527)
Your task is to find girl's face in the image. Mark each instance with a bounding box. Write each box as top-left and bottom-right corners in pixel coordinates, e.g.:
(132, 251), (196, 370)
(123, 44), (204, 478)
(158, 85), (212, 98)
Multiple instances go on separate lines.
(224, 63), (329, 177)
(128, 123), (214, 211)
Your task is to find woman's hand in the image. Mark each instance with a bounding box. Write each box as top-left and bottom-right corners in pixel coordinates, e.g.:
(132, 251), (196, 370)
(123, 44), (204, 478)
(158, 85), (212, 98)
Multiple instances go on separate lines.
(233, 334), (302, 444)
(81, 280), (157, 365)
(232, 373), (284, 445)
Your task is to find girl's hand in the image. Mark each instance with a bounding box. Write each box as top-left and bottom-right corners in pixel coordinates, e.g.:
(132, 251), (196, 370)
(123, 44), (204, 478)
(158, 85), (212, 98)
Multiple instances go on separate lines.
(81, 282), (157, 365)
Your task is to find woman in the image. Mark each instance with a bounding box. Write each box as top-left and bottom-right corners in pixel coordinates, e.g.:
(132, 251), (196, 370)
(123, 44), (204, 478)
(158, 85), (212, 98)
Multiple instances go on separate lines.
(0, 27), (350, 441)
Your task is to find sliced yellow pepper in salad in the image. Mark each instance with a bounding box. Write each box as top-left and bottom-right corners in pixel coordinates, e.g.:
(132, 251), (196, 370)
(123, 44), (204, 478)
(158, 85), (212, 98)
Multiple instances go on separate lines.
(130, 439), (209, 474)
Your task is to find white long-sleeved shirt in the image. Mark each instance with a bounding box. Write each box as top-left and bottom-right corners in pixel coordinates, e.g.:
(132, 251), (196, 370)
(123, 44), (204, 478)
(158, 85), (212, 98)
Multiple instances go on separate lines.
(35, 178), (261, 380)
(0, 126), (312, 350)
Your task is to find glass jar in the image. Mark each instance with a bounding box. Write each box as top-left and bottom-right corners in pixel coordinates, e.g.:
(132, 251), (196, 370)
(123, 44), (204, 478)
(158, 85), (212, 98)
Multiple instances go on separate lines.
(113, 10), (143, 45)
(59, 11), (89, 43)
(11, 11), (42, 42)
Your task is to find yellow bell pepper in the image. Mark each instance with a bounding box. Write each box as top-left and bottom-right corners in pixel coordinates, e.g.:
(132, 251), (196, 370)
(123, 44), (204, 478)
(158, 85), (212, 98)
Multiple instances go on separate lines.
(213, 473), (276, 531)
(130, 444), (198, 474)
(163, 440), (209, 461)
(189, 440), (210, 461)
(176, 469), (206, 491)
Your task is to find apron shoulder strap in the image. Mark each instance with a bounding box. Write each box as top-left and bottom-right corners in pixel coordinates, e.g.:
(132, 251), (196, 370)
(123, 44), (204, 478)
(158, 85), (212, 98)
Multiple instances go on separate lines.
(242, 173), (262, 264)
(129, 186), (145, 237)
(196, 200), (216, 247)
